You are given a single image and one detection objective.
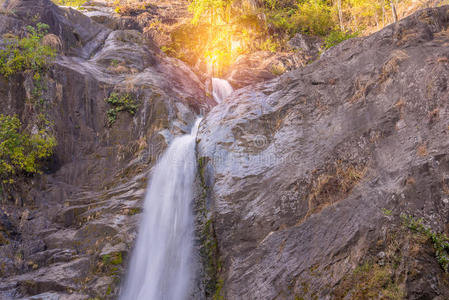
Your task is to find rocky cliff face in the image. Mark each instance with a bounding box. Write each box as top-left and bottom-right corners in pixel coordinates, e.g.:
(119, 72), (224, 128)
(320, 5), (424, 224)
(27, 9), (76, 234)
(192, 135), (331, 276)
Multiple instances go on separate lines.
(0, 0), (211, 299)
(197, 6), (449, 299)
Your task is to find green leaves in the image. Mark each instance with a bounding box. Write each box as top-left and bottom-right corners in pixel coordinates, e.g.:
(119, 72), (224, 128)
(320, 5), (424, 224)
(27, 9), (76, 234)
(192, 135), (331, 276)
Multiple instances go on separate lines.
(0, 23), (56, 77)
(324, 30), (359, 49)
(0, 115), (56, 184)
(105, 93), (139, 127)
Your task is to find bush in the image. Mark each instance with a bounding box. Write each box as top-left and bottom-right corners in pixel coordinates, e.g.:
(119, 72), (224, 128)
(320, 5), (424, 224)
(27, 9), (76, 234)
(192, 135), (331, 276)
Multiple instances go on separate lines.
(0, 115), (56, 184)
(324, 30), (359, 49)
(105, 93), (139, 127)
(0, 23), (56, 77)
(294, 0), (336, 36)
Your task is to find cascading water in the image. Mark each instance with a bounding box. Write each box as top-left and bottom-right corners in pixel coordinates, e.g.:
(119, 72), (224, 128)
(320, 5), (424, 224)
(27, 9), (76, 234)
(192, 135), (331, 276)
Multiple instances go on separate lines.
(212, 78), (234, 103)
(120, 118), (202, 300)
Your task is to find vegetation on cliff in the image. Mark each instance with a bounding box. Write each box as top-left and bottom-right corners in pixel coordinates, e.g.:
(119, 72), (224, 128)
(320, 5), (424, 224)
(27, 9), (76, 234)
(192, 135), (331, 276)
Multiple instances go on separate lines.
(0, 115), (56, 185)
(105, 92), (140, 127)
(0, 23), (55, 77)
(0, 23), (57, 196)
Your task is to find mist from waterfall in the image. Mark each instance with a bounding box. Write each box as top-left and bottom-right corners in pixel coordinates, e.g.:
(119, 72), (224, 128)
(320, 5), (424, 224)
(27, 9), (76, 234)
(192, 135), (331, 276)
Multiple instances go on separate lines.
(120, 118), (202, 300)
(212, 78), (234, 103)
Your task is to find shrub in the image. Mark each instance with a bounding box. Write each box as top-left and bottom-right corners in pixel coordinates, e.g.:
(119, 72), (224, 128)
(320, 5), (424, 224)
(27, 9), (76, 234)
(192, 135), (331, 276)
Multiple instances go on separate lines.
(0, 23), (56, 77)
(324, 30), (359, 49)
(105, 93), (139, 127)
(294, 0), (336, 36)
(0, 115), (56, 184)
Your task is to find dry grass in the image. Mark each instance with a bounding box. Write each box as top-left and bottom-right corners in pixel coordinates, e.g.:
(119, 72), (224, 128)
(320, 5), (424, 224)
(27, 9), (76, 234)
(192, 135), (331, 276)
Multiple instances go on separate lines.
(379, 50), (409, 83)
(406, 177), (416, 186)
(304, 161), (367, 219)
(437, 56), (449, 64)
(394, 98), (405, 108)
(417, 144), (428, 157)
(107, 65), (131, 74)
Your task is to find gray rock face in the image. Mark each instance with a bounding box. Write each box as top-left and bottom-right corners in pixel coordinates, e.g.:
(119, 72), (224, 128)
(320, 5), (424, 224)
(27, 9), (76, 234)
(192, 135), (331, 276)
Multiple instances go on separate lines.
(224, 37), (322, 90)
(198, 6), (449, 299)
(0, 0), (211, 299)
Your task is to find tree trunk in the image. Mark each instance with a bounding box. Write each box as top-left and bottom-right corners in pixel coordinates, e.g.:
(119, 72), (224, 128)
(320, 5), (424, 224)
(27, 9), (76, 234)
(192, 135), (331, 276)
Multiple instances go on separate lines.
(337, 0), (344, 31)
(391, 0), (398, 23)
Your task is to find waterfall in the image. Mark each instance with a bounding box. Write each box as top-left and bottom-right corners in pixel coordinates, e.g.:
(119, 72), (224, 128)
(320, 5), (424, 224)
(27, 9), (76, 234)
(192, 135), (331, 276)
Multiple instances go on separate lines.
(212, 78), (233, 103)
(120, 118), (202, 300)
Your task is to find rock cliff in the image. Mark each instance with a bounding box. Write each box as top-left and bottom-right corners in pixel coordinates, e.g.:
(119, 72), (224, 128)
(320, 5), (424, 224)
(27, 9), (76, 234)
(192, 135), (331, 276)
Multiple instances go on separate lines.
(197, 5), (449, 299)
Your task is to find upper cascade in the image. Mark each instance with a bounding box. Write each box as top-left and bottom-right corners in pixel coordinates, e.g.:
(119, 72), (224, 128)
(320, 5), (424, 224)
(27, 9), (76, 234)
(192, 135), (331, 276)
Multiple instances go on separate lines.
(212, 78), (234, 104)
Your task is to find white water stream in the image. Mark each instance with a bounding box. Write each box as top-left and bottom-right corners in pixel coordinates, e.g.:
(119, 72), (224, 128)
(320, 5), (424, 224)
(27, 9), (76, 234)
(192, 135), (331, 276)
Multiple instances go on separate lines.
(120, 119), (202, 300)
(212, 78), (234, 103)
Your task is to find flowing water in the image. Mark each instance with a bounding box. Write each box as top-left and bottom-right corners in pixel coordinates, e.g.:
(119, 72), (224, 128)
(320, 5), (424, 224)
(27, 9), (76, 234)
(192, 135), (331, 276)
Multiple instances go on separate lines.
(120, 119), (202, 300)
(212, 78), (234, 103)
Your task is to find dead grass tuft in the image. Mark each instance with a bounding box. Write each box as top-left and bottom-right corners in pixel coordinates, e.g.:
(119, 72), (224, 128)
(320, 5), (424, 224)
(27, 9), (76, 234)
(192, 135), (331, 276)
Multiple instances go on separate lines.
(305, 161), (367, 218)
(417, 144), (428, 157)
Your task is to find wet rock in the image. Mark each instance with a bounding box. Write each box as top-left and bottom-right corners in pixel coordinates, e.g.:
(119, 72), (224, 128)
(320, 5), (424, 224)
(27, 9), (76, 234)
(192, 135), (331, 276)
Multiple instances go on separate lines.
(198, 5), (449, 299)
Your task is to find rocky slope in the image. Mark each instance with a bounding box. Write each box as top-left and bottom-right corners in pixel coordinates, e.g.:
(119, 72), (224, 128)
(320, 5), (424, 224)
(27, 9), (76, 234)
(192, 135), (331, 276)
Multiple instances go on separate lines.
(197, 5), (449, 299)
(0, 0), (211, 299)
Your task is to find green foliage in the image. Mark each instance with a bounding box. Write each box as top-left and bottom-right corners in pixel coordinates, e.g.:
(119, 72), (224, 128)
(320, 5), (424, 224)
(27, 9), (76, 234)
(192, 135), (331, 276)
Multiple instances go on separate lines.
(294, 0), (336, 36)
(213, 279), (225, 300)
(382, 208), (393, 216)
(324, 30), (359, 49)
(402, 214), (449, 272)
(0, 23), (56, 77)
(260, 37), (281, 52)
(266, 8), (298, 36)
(102, 252), (123, 265)
(105, 92), (139, 127)
(0, 115), (56, 184)
(51, 0), (86, 7)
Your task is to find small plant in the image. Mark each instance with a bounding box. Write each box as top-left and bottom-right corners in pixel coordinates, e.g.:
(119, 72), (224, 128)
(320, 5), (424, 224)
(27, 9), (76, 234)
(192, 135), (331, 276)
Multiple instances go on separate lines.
(110, 59), (119, 67)
(402, 214), (449, 272)
(102, 252), (123, 265)
(382, 208), (393, 216)
(105, 92), (139, 127)
(324, 30), (359, 50)
(0, 23), (56, 77)
(271, 63), (286, 76)
(0, 114), (56, 185)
